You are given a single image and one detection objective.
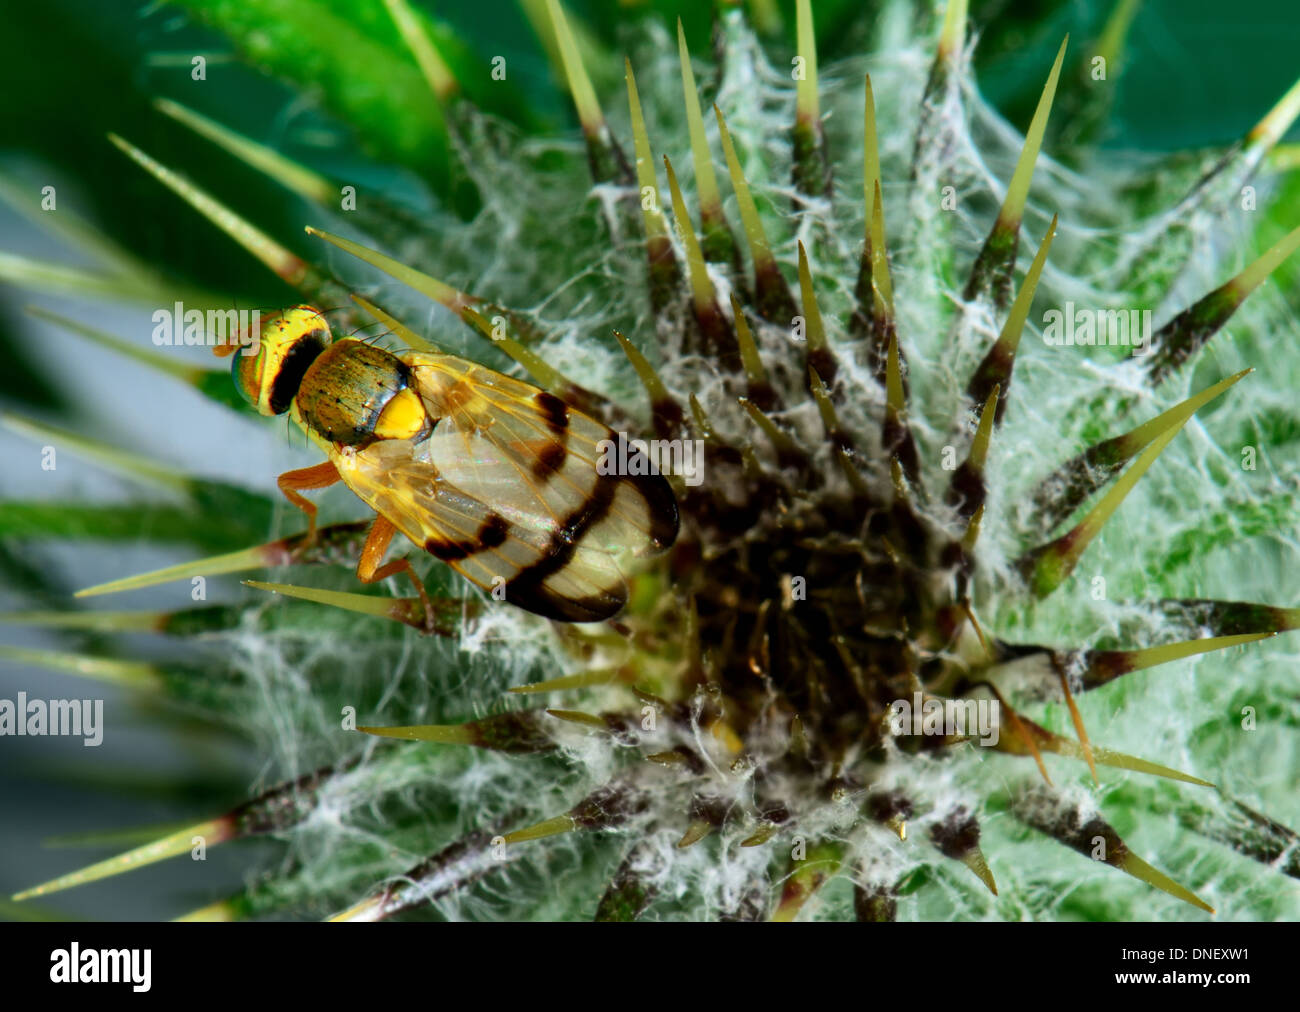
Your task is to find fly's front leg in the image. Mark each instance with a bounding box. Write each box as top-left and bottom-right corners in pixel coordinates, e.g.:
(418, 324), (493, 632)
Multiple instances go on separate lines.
(357, 515), (436, 633)
(277, 461), (341, 544)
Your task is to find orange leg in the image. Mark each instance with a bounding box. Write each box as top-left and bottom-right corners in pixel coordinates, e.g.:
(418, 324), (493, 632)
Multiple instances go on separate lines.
(357, 515), (436, 633)
(277, 461), (341, 541)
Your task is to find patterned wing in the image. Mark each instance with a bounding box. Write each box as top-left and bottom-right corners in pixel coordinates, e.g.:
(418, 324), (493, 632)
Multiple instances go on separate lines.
(333, 353), (679, 622)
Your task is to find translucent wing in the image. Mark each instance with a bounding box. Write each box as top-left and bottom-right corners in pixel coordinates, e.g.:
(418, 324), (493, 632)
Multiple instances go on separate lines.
(331, 352), (679, 622)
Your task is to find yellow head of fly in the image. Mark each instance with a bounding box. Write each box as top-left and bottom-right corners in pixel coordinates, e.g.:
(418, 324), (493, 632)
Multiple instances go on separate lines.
(232, 305), (333, 417)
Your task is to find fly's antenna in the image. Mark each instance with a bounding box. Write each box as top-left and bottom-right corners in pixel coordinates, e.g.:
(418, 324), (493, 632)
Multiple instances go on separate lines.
(211, 295), (268, 358)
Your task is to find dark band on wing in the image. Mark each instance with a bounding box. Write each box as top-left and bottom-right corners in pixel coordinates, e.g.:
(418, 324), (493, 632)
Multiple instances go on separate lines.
(512, 587), (626, 623)
(424, 511), (510, 561)
(622, 467), (681, 550)
(479, 513), (510, 548)
(535, 391), (569, 436)
(505, 475), (621, 621)
(529, 440), (568, 481)
(504, 462), (679, 619)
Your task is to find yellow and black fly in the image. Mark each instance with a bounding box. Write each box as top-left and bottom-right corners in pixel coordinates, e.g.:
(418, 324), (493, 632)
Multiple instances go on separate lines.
(226, 306), (679, 625)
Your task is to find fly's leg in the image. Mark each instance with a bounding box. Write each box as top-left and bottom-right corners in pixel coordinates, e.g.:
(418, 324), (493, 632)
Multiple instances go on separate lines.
(276, 461), (341, 544)
(358, 515), (436, 633)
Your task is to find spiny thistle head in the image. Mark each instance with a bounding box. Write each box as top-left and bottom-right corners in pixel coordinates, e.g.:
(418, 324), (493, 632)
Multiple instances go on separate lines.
(4, 0), (1300, 923)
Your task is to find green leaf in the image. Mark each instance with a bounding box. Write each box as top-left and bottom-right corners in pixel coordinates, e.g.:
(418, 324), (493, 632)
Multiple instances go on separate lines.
(169, 0), (453, 194)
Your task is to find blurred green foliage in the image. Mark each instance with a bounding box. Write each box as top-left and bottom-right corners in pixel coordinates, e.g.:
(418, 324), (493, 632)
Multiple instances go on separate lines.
(1, 0), (1298, 416)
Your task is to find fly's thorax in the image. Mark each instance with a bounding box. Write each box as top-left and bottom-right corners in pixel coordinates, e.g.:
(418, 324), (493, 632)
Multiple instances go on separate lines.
(294, 338), (433, 448)
(399, 352), (480, 416)
(233, 305), (332, 416)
